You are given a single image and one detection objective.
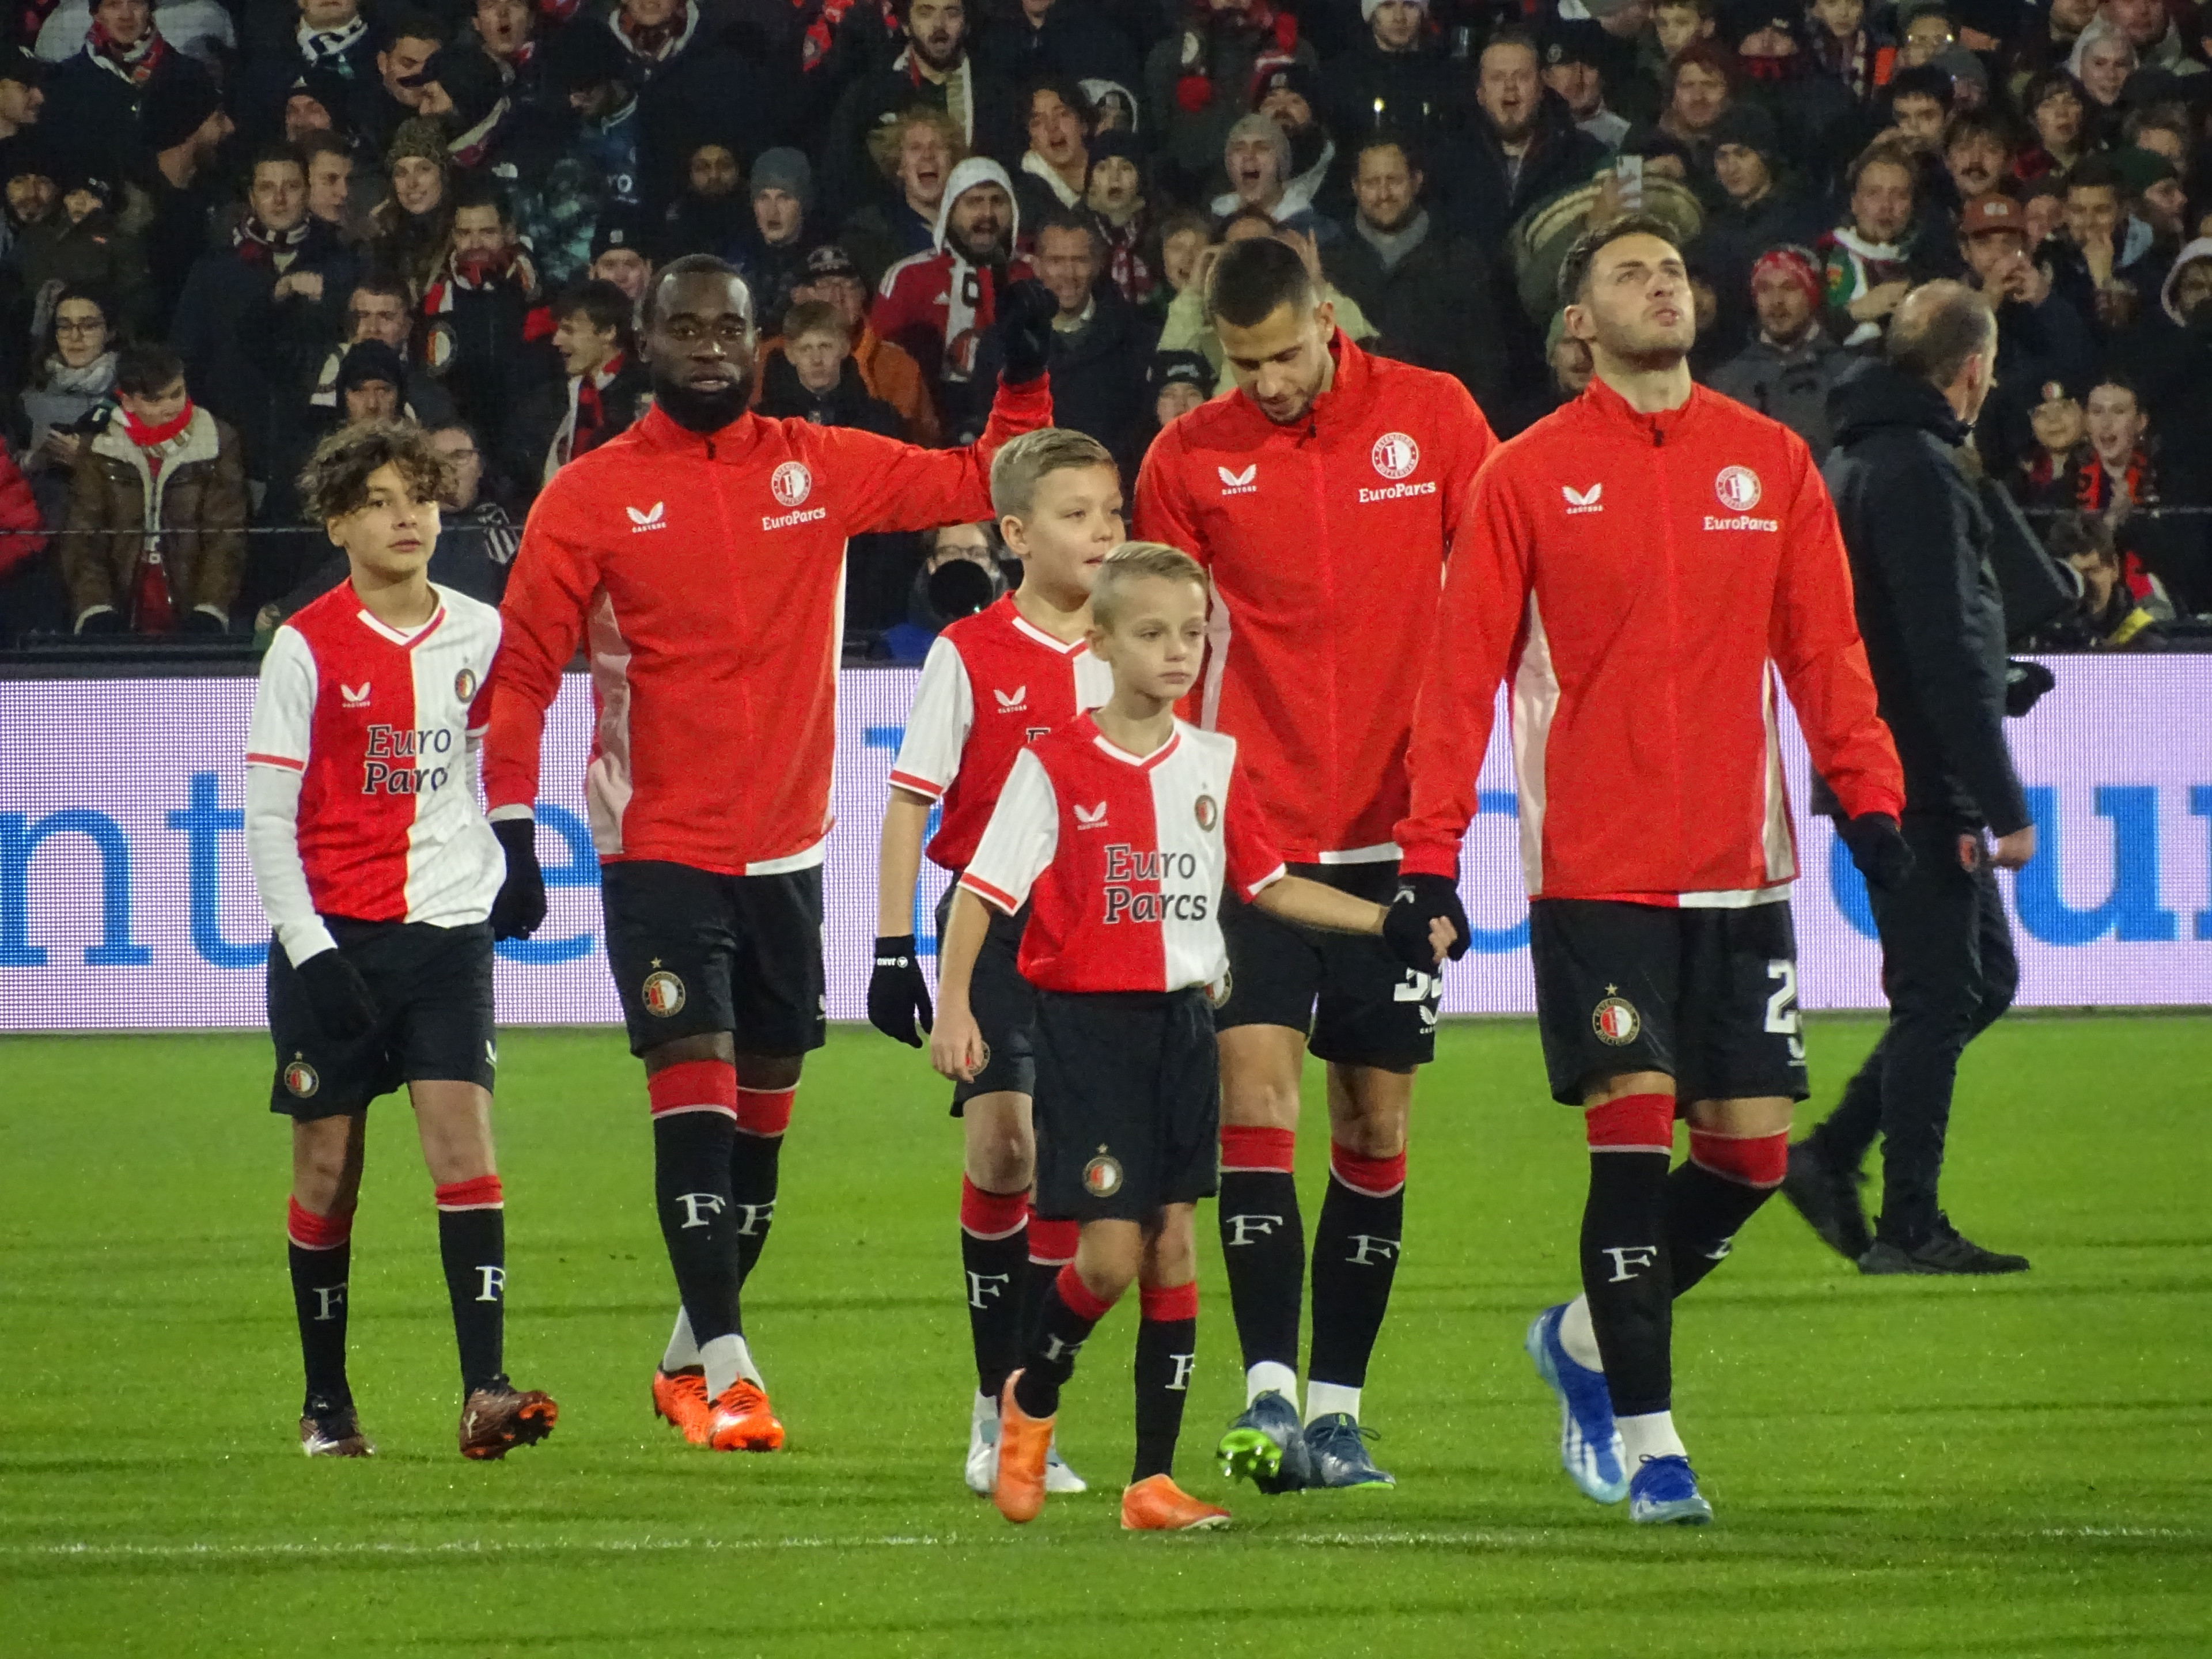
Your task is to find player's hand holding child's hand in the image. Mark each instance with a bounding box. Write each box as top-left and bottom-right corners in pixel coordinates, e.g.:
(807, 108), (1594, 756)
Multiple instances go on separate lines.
(930, 1003), (986, 1084)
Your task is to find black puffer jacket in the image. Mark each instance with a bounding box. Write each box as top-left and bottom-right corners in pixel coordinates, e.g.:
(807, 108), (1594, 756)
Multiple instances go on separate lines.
(1818, 365), (2029, 835)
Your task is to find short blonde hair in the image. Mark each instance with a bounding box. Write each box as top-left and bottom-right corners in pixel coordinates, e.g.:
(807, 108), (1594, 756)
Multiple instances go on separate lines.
(988, 426), (1117, 521)
(867, 104), (968, 180)
(1090, 540), (1209, 630)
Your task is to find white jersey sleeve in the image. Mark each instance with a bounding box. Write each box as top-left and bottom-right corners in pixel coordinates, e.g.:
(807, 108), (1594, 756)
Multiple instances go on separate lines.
(244, 627), (336, 964)
(958, 747), (1059, 914)
(888, 634), (974, 801)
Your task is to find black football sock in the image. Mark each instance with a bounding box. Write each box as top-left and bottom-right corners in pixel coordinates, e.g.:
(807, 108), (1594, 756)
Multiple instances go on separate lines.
(1012, 1264), (1115, 1420)
(1217, 1127), (1304, 1384)
(1306, 1144), (1406, 1403)
(287, 1198), (354, 1413)
(651, 1107), (743, 1347)
(960, 1179), (1028, 1398)
(1580, 1094), (1678, 1419)
(1133, 1283), (1199, 1483)
(729, 1085), (791, 1296)
(1666, 1130), (1788, 1298)
(1022, 1209), (1078, 1353)
(434, 1177), (507, 1394)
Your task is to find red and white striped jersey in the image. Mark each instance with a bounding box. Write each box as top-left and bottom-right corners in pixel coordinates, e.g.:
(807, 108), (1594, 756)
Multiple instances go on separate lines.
(959, 714), (1285, 994)
(889, 594), (1114, 872)
(245, 582), (503, 961)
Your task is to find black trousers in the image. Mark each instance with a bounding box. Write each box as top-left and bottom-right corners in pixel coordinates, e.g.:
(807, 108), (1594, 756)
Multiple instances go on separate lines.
(1808, 813), (2019, 1241)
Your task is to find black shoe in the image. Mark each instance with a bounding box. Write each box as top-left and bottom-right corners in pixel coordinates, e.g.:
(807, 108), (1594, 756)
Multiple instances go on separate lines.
(1858, 1214), (2029, 1276)
(1781, 1139), (1872, 1263)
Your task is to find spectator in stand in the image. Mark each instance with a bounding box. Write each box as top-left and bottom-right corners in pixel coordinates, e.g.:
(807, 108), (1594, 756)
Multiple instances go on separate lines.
(2123, 103), (2193, 178)
(1881, 63), (1954, 154)
(1806, 0), (1889, 103)
(1080, 77), (1137, 133)
(878, 517), (1006, 662)
(372, 118), (453, 298)
(1953, 191), (2097, 475)
(1892, 0), (1957, 69)
(1156, 206), (1210, 306)
(0, 429), (53, 641)
(131, 62), (232, 338)
(824, 0), (1019, 220)
(1253, 60), (1346, 226)
(1147, 347), (1209, 435)
(262, 66), (354, 150)
(2038, 510), (2169, 645)
(330, 339), (407, 426)
(1653, 0), (1717, 63)
(980, 202), (1154, 471)
(1084, 128), (1156, 310)
(1652, 40), (1735, 170)
(1540, 22), (1630, 152)
(63, 341), (245, 636)
(1580, 0), (1663, 126)
(512, 279), (648, 489)
(1142, 0), (1319, 204)
(1820, 137), (1934, 347)
(1695, 100), (1817, 355)
(1323, 132), (1502, 408)
(0, 47), (44, 145)
(1441, 28), (1607, 249)
(359, 12), (448, 155)
(974, 0), (1142, 92)
(2004, 0), (2096, 85)
(2099, 0), (2202, 81)
(1014, 74), (1093, 223)
(2012, 373), (2089, 499)
(15, 158), (141, 330)
(737, 149), (823, 339)
(415, 176), (550, 462)
(2119, 241), (2212, 541)
(842, 105), (965, 289)
(2016, 70), (2090, 182)
(2113, 146), (2188, 296)
(471, 0), (540, 90)
(1709, 245), (1863, 457)
(661, 139), (748, 265)
(755, 244), (940, 445)
(2059, 154), (2137, 325)
(171, 143), (358, 497)
(14, 283), (117, 521)
(2067, 371), (2156, 510)
(1942, 110), (2014, 206)
(1215, 111), (1336, 241)
(874, 156), (1028, 425)
(522, 28), (646, 288)
(595, 0), (787, 202)
(425, 419), (517, 604)
(756, 297), (905, 437)
(588, 208), (656, 310)
(2068, 14), (2137, 119)
(301, 272), (458, 429)
(300, 132), (367, 245)
(1327, 0), (1463, 157)
(43, 0), (210, 180)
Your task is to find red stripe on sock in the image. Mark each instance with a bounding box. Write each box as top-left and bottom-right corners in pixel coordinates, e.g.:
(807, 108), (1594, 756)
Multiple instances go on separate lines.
(1055, 1261), (1117, 1323)
(960, 1176), (1028, 1239)
(736, 1085), (794, 1137)
(647, 1059), (738, 1119)
(1585, 1092), (1676, 1152)
(1689, 1128), (1789, 1189)
(1220, 1124), (1296, 1173)
(1139, 1281), (1198, 1322)
(1329, 1142), (1407, 1198)
(287, 1196), (353, 1250)
(1028, 1210), (1078, 1266)
(434, 1174), (505, 1210)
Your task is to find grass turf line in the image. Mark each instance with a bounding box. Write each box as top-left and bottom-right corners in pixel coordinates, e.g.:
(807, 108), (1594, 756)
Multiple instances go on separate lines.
(0, 1015), (2206, 1658)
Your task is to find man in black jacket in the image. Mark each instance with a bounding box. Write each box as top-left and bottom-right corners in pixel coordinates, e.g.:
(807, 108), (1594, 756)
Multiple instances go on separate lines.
(1785, 281), (2036, 1278)
(1438, 31), (1608, 251)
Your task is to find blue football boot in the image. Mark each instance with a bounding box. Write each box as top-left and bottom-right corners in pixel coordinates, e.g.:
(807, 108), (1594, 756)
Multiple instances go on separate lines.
(1525, 1305), (1630, 1504)
(1216, 1389), (1312, 1493)
(1628, 1455), (1714, 1525)
(1301, 1412), (1395, 1490)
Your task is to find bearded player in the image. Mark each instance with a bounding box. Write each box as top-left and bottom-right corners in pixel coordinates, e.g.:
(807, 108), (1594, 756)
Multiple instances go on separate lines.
(484, 255), (1057, 1452)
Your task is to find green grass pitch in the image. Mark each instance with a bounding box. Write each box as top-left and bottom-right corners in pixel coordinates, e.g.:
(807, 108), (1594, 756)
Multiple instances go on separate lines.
(2, 1014), (2207, 1658)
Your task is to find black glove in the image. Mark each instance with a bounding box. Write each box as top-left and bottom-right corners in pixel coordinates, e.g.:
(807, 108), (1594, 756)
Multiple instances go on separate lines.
(2004, 658), (2055, 718)
(995, 278), (1058, 386)
(489, 817), (546, 941)
(181, 608), (229, 635)
(1380, 891), (1445, 972)
(1838, 812), (1915, 895)
(1396, 872), (1472, 963)
(867, 934), (934, 1047)
(75, 609), (124, 635)
(297, 948), (379, 1042)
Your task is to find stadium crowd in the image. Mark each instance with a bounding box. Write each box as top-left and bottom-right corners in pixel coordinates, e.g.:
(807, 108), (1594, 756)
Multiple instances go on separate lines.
(0, 0), (2205, 653)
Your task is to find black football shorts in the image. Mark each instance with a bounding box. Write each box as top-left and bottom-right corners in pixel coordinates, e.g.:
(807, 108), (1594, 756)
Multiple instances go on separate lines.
(1528, 896), (1810, 1107)
(1031, 988), (1220, 1223)
(934, 884), (1036, 1113)
(1214, 860), (1440, 1069)
(600, 861), (826, 1058)
(266, 919), (497, 1119)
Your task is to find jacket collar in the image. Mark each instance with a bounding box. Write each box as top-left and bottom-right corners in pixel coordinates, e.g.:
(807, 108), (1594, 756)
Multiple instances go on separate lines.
(1575, 372), (1703, 443)
(635, 400), (767, 457)
(1225, 331), (1374, 437)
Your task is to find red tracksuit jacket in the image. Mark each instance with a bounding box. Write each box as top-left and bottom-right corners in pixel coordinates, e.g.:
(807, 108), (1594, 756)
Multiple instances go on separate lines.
(1397, 376), (1904, 903)
(1134, 334), (1498, 864)
(484, 377), (1052, 874)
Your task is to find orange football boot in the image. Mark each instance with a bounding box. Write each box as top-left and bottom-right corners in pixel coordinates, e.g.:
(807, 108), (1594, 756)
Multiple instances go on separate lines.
(653, 1368), (713, 1444)
(1120, 1475), (1230, 1531)
(459, 1382), (559, 1461)
(993, 1372), (1054, 1523)
(707, 1378), (786, 1451)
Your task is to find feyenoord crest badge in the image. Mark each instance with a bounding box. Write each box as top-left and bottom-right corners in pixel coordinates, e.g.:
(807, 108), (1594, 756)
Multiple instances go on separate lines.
(1207, 967), (1233, 1009)
(1592, 993), (1641, 1046)
(974, 1038), (991, 1073)
(1714, 465), (1763, 512)
(283, 1056), (320, 1098)
(1370, 430), (1420, 479)
(641, 967), (687, 1017)
(771, 460), (812, 507)
(454, 666), (478, 703)
(1194, 793), (1218, 832)
(1083, 1150), (1124, 1197)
